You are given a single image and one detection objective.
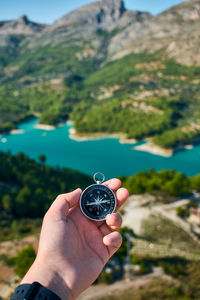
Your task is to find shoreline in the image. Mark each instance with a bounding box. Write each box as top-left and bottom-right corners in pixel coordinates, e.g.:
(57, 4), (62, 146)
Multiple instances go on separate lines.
(133, 141), (196, 157)
(133, 142), (174, 157)
(34, 124), (55, 130)
(69, 127), (137, 144)
(10, 129), (25, 135)
(3, 118), (198, 158)
(68, 126), (198, 157)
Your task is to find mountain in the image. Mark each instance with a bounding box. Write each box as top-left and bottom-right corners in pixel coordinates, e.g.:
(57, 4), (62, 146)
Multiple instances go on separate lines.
(0, 15), (46, 35)
(0, 0), (200, 151)
(0, 15), (46, 49)
(50, 0), (126, 31)
(108, 0), (200, 65)
(1, 0), (199, 64)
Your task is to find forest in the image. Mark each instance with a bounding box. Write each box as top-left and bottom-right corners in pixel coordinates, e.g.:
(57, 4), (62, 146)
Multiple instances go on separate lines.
(1, 48), (200, 149)
(0, 151), (91, 241)
(121, 168), (200, 197)
(0, 151), (200, 242)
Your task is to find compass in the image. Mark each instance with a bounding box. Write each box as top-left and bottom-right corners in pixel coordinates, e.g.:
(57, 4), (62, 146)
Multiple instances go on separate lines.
(80, 172), (117, 221)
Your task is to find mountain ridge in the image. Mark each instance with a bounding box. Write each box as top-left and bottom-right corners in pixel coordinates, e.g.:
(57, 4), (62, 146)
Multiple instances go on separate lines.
(0, 0), (199, 65)
(50, 0), (127, 31)
(0, 14), (47, 35)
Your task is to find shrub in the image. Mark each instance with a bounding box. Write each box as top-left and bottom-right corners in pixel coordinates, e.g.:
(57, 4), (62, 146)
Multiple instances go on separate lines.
(14, 245), (36, 278)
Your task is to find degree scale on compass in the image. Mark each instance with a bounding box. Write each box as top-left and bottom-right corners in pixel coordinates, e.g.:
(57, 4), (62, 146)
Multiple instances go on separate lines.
(80, 172), (117, 221)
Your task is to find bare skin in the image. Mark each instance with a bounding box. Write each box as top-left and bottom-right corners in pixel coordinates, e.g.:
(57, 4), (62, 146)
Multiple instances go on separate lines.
(21, 179), (129, 300)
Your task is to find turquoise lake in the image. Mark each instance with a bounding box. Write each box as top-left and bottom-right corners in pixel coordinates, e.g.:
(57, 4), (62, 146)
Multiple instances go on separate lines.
(0, 118), (200, 178)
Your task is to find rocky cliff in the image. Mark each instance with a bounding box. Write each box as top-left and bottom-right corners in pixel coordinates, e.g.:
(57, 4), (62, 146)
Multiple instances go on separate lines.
(0, 15), (46, 35)
(0, 0), (199, 65)
(108, 0), (200, 65)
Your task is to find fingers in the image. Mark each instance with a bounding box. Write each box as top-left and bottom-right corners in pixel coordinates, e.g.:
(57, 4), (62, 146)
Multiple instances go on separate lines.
(116, 188), (129, 210)
(106, 213), (122, 231)
(104, 179), (129, 210)
(96, 179), (129, 228)
(104, 178), (121, 191)
(103, 232), (122, 257)
(99, 213), (122, 238)
(47, 188), (82, 220)
(102, 212), (123, 256)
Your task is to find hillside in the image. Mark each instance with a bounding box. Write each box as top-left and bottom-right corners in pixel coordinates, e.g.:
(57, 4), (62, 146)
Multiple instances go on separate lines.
(1, 161), (200, 299)
(0, 151), (91, 241)
(0, 0), (200, 150)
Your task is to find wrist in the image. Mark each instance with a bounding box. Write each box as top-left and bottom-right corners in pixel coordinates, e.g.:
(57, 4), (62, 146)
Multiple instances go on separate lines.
(21, 258), (73, 300)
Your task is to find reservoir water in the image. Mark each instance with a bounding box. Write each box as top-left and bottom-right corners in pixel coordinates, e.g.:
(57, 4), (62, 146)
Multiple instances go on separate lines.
(0, 118), (200, 178)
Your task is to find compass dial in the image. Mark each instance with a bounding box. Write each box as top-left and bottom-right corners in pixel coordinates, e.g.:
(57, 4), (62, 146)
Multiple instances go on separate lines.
(80, 184), (117, 221)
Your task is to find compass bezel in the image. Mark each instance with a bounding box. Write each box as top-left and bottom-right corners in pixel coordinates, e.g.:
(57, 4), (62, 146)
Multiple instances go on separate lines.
(80, 183), (117, 221)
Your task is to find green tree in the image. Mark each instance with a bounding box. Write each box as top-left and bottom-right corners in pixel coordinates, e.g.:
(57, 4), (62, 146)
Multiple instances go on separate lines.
(2, 194), (13, 213)
(165, 173), (191, 196)
(15, 186), (32, 217)
(14, 245), (36, 278)
(116, 227), (135, 260)
(38, 154), (46, 165)
(191, 175), (200, 192)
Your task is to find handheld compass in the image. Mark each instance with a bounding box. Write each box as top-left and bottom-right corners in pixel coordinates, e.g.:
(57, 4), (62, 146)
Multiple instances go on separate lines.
(80, 172), (117, 221)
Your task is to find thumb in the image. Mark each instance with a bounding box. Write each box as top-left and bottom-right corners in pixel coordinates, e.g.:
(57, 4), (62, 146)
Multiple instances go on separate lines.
(47, 188), (82, 220)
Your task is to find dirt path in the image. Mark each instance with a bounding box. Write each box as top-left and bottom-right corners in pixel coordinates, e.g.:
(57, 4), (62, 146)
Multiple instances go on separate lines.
(122, 195), (154, 234)
(78, 267), (173, 300)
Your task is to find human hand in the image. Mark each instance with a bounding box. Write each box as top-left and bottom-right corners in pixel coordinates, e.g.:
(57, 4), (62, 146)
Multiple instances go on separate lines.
(21, 179), (129, 299)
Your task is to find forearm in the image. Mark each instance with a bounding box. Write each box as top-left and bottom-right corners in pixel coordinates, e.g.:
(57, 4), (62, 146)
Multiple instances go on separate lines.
(20, 258), (73, 300)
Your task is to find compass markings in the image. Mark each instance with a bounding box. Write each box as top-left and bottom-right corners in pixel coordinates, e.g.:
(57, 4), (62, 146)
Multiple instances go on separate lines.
(81, 183), (116, 221)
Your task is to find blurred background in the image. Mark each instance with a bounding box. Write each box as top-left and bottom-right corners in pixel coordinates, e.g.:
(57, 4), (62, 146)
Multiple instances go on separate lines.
(0, 0), (200, 299)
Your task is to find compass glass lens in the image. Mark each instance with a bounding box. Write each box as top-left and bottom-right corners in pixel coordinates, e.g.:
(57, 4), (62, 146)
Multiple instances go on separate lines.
(80, 184), (116, 221)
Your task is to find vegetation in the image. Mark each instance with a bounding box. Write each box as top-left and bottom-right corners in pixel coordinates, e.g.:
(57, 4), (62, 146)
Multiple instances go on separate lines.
(0, 150), (199, 242)
(72, 99), (174, 140)
(176, 200), (198, 219)
(0, 151), (91, 241)
(141, 215), (200, 255)
(3, 245), (36, 278)
(0, 47), (200, 149)
(121, 168), (200, 197)
(93, 279), (184, 300)
(153, 128), (200, 149)
(14, 245), (36, 277)
(0, 17), (200, 300)
(94, 260), (200, 300)
(97, 271), (113, 284)
(84, 52), (156, 87)
(0, 218), (42, 242)
(162, 59), (200, 77)
(115, 227), (135, 260)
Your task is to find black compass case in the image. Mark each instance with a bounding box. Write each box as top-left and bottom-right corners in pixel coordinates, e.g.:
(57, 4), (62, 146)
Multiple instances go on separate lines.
(80, 173), (117, 221)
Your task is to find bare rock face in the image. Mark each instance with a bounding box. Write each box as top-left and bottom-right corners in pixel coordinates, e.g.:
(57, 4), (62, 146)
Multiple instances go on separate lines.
(50, 0), (126, 31)
(107, 0), (200, 65)
(0, 0), (199, 66)
(98, 0), (126, 22)
(39, 0), (151, 50)
(160, 0), (200, 21)
(0, 15), (46, 35)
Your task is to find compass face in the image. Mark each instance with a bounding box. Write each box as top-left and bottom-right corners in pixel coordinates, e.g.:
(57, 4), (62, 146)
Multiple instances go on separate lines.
(80, 184), (117, 221)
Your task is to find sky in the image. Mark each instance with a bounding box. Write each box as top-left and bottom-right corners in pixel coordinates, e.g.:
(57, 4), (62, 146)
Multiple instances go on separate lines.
(0, 0), (185, 24)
